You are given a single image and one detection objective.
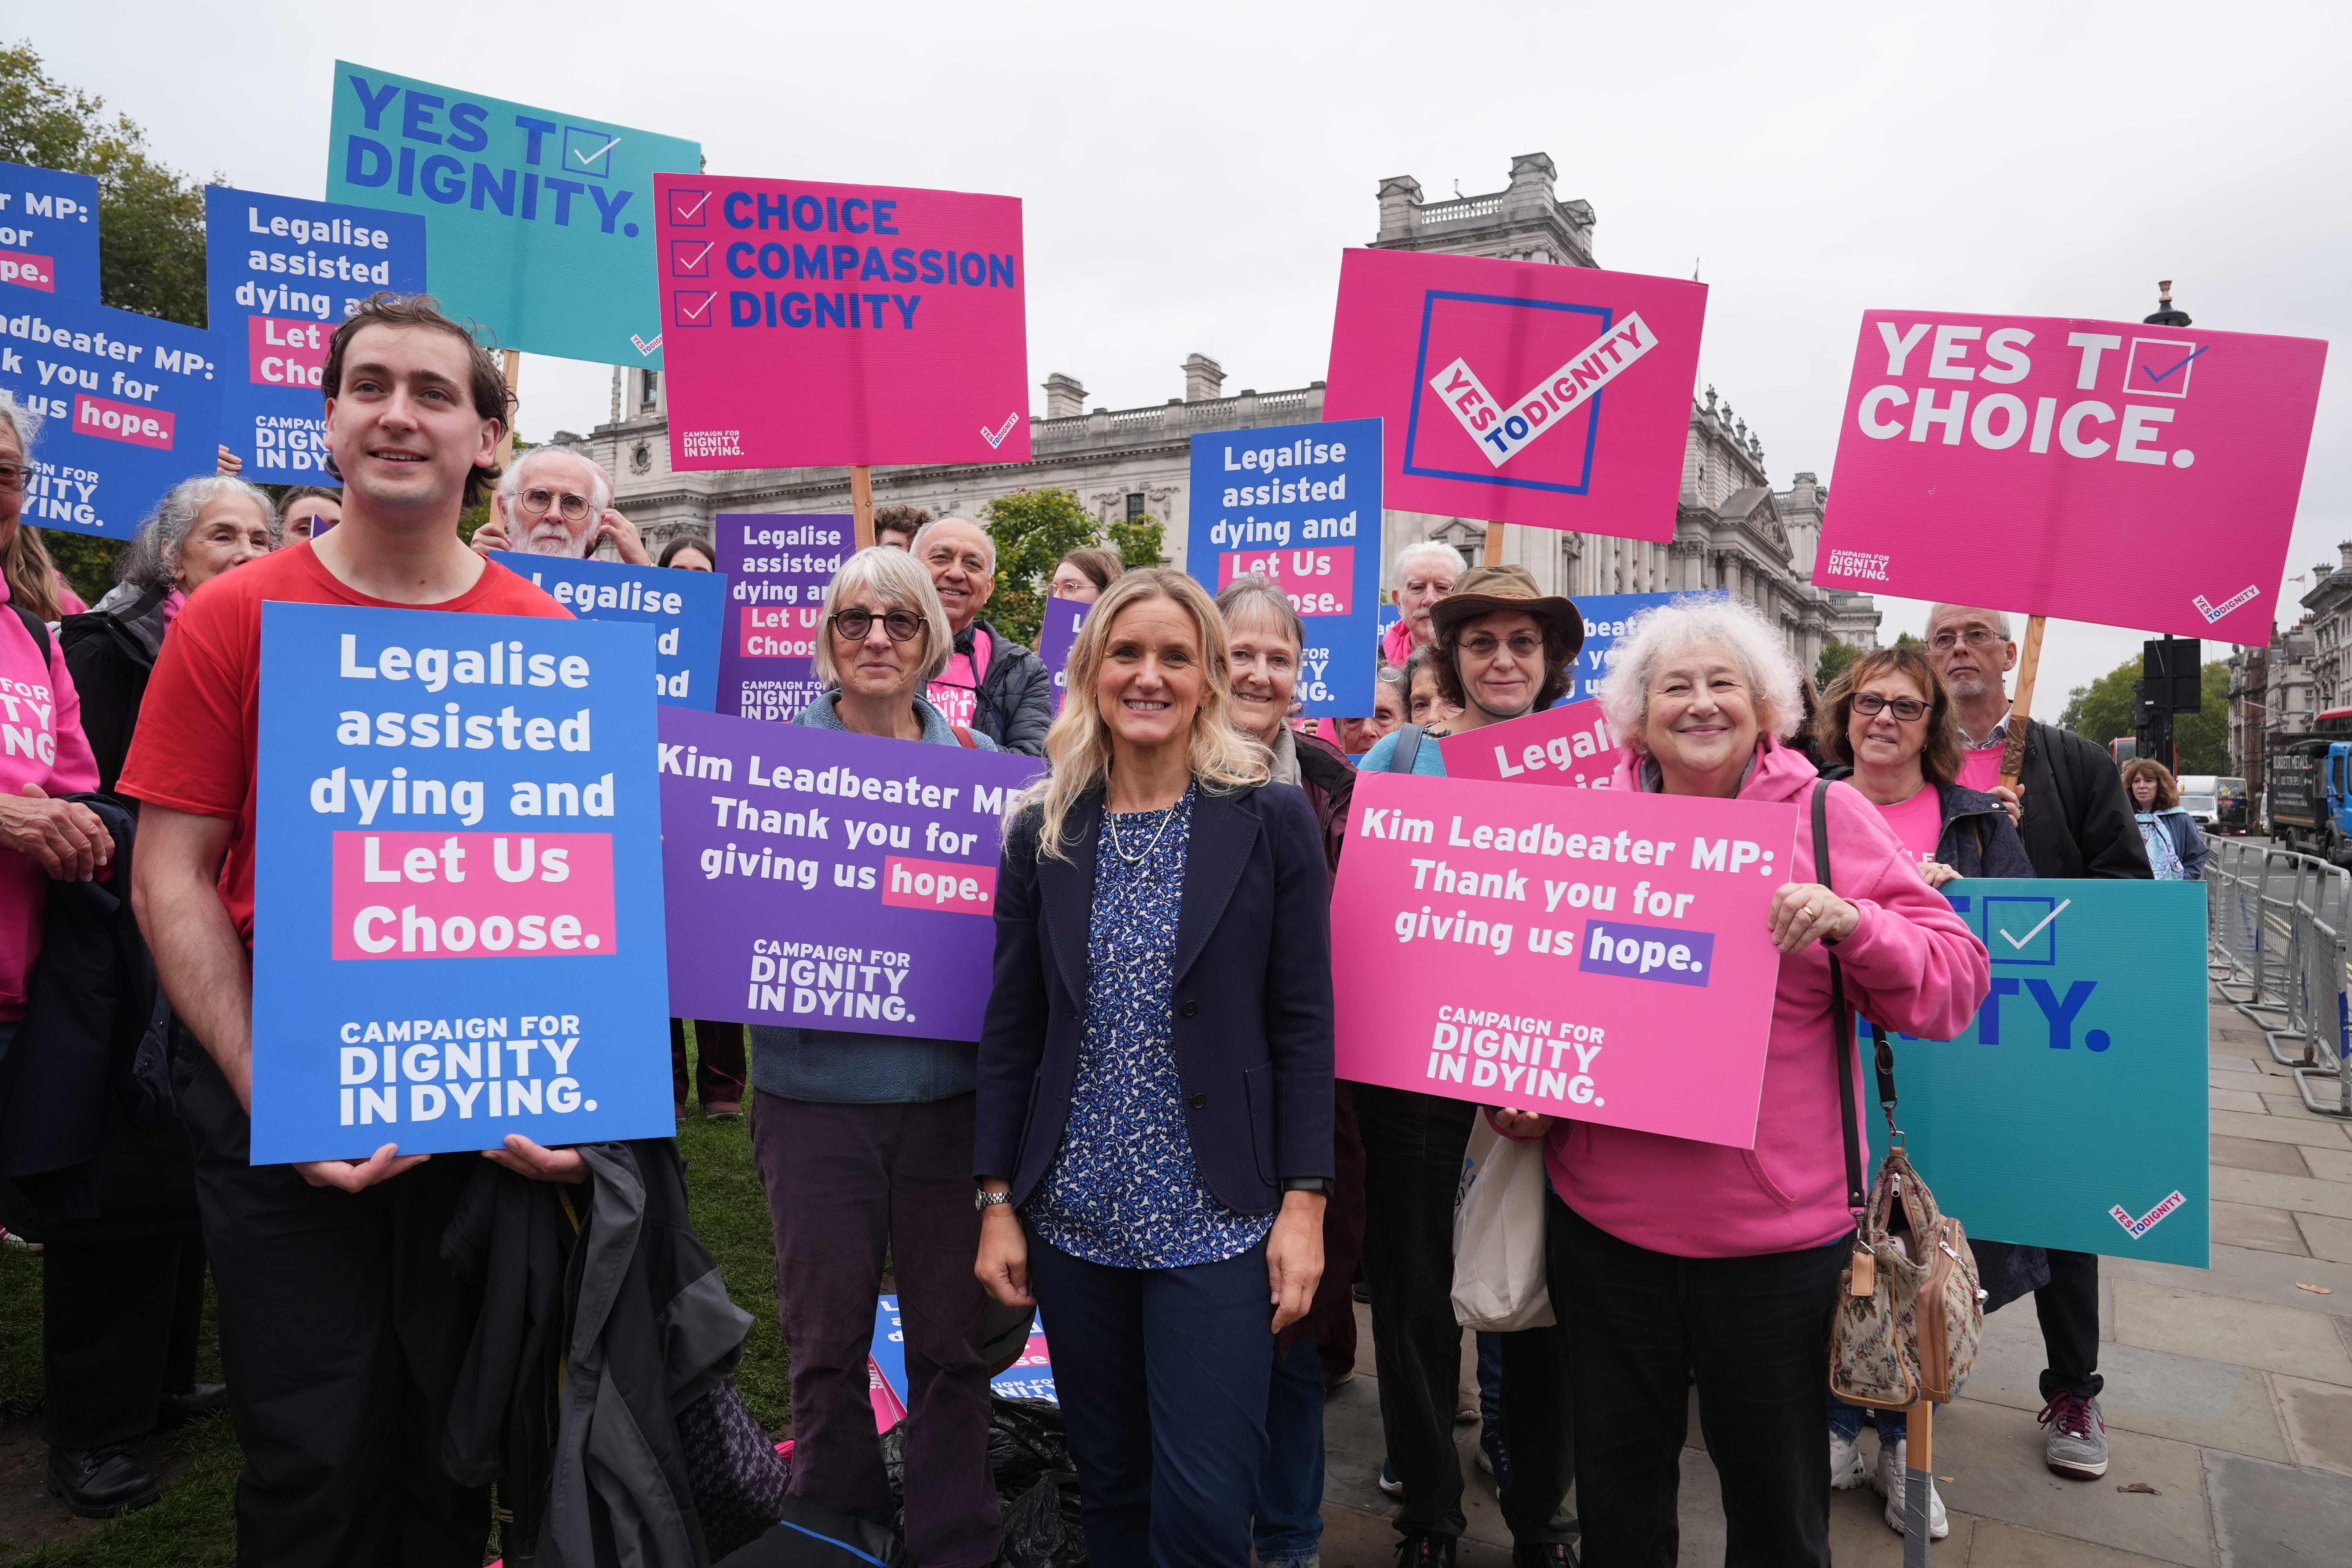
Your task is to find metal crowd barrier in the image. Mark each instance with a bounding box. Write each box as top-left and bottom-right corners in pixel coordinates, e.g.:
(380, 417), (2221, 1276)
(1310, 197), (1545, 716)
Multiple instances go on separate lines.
(2206, 839), (2352, 1117)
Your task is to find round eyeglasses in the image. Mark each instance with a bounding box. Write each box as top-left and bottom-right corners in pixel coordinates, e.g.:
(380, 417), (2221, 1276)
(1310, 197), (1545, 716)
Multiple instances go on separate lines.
(829, 608), (926, 643)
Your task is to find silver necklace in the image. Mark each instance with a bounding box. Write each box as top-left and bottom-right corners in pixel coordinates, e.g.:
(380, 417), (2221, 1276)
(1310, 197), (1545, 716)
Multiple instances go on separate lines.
(1107, 794), (1180, 866)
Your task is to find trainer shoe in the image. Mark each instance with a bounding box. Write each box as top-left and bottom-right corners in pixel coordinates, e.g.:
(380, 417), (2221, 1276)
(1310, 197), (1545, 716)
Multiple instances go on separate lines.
(1393, 1534), (1456, 1567)
(1829, 1424), (1867, 1490)
(1378, 1456), (1403, 1496)
(1873, 1436), (1949, 1539)
(1509, 1545), (1578, 1567)
(1476, 1421), (1515, 1492)
(2039, 1391), (2109, 1479)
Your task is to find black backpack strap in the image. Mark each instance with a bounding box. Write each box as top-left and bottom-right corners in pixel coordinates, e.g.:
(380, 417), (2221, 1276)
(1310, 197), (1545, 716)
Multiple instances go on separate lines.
(1817, 780), (1868, 1230)
(1388, 723), (1425, 774)
(10, 603), (51, 667)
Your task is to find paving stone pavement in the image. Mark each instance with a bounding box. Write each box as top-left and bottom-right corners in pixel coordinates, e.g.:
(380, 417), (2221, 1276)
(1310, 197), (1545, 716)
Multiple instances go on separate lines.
(1312, 982), (2352, 1566)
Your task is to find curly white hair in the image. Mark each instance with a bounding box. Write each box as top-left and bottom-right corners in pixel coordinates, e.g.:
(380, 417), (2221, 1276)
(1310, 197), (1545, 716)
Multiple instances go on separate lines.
(1597, 595), (1804, 751)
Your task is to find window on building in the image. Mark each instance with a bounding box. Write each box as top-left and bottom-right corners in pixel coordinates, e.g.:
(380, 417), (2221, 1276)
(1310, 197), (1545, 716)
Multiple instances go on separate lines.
(640, 370), (659, 410)
(1125, 493), (1145, 520)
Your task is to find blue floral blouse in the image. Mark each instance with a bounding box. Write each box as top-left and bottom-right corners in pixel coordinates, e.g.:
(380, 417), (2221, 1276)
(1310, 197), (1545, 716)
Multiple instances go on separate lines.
(1026, 787), (1276, 1269)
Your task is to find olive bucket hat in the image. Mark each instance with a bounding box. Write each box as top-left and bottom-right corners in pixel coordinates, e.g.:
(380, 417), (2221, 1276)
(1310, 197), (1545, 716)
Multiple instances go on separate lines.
(1428, 563), (1584, 664)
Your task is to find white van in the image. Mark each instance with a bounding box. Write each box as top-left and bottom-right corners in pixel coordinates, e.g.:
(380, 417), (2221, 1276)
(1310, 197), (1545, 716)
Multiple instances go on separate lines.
(2176, 774), (2221, 828)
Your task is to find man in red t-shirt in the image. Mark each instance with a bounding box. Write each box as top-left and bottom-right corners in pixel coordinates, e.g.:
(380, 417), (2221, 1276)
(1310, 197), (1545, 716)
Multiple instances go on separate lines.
(120, 295), (579, 1567)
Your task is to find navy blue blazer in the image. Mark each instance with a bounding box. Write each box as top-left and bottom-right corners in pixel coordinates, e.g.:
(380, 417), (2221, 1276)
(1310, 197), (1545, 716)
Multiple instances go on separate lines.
(974, 780), (1336, 1216)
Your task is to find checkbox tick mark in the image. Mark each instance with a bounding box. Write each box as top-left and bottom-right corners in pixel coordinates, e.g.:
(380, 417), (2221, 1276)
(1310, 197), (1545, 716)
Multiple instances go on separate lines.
(672, 192), (709, 221)
(573, 135), (622, 167)
(2000, 898), (2070, 949)
(2142, 345), (2209, 385)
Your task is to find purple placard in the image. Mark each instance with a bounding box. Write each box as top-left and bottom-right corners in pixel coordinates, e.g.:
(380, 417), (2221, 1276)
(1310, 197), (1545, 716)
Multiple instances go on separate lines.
(1038, 595), (1092, 714)
(659, 706), (1041, 1038)
(715, 511), (854, 720)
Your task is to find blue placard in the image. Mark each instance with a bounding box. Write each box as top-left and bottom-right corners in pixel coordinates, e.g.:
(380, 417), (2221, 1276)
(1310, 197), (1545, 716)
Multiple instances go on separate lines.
(489, 550), (724, 710)
(1037, 594), (1091, 714)
(0, 295), (224, 537)
(1567, 591), (1724, 701)
(252, 602), (672, 1162)
(715, 512), (854, 720)
(0, 160), (100, 301)
(324, 62), (700, 368)
(1185, 416), (1382, 716)
(1866, 879), (2210, 1267)
(204, 186), (427, 479)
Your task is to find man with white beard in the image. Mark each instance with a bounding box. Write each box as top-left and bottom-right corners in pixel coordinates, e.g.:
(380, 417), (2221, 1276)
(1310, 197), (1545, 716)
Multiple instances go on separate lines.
(470, 446), (650, 564)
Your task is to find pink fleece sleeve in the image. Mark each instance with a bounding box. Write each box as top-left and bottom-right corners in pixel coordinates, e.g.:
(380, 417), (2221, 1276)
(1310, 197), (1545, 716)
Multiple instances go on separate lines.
(1819, 784), (1990, 1041)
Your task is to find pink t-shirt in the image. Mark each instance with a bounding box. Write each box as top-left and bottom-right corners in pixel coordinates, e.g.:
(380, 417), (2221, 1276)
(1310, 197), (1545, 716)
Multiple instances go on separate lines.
(0, 581), (102, 1020)
(1956, 744), (2004, 793)
(1875, 784), (1945, 863)
(926, 625), (989, 727)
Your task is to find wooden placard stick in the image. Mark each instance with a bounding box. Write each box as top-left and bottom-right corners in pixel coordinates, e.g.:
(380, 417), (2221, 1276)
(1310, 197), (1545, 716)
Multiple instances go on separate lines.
(1483, 519), (1505, 567)
(1904, 1397), (1935, 1566)
(501, 350), (522, 466)
(850, 465), (876, 551)
(1997, 614), (2048, 793)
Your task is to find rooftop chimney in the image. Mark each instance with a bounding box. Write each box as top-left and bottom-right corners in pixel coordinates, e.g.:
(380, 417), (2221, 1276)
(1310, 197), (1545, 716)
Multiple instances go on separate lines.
(1183, 354), (1226, 403)
(1042, 372), (1085, 421)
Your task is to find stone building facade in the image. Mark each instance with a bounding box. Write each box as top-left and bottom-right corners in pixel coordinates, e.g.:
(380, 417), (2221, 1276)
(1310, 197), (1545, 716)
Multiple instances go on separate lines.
(571, 153), (1877, 669)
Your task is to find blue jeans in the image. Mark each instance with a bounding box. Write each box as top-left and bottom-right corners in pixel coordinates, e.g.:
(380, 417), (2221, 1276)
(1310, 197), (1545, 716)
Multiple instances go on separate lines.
(1828, 1394), (1906, 1444)
(1028, 1229), (1275, 1568)
(1252, 1335), (1325, 1565)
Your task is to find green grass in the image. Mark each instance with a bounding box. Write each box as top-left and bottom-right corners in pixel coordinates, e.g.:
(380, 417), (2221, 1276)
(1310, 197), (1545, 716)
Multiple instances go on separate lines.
(0, 1027), (785, 1566)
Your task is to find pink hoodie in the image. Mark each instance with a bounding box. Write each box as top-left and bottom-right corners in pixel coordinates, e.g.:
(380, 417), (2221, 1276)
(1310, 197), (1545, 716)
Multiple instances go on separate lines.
(0, 582), (100, 1022)
(1544, 737), (1990, 1257)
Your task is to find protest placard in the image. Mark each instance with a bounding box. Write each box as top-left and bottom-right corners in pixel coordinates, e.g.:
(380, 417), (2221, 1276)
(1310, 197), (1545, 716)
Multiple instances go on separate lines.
(490, 551), (723, 710)
(1037, 595), (1091, 714)
(869, 1296), (1053, 1429)
(205, 186), (427, 479)
(652, 174), (1028, 468)
(1812, 310), (2327, 644)
(0, 295), (224, 538)
(1568, 591), (1721, 701)
(324, 63), (699, 368)
(1332, 771), (1795, 1147)
(250, 603), (672, 1163)
(1186, 417), (1381, 715)
(0, 160), (98, 300)
(1863, 879), (2209, 1267)
(659, 706), (1040, 1039)
(1323, 248), (1706, 538)
(1439, 698), (1617, 788)
(715, 511), (853, 720)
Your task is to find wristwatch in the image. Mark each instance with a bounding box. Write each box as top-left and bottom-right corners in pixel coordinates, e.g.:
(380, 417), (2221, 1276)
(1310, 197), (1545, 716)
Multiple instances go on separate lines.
(1281, 1177), (1336, 1198)
(975, 1188), (1015, 1212)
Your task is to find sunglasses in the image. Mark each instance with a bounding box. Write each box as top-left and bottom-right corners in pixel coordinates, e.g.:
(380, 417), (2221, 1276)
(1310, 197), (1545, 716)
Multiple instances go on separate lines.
(830, 608), (926, 643)
(1853, 692), (1930, 722)
(1459, 632), (1544, 659)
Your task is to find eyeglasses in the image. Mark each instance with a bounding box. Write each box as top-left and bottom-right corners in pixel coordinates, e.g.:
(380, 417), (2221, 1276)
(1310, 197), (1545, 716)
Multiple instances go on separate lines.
(830, 608), (926, 643)
(516, 486), (593, 521)
(1930, 628), (2002, 651)
(1853, 692), (1931, 722)
(0, 464), (26, 494)
(1459, 632), (1544, 659)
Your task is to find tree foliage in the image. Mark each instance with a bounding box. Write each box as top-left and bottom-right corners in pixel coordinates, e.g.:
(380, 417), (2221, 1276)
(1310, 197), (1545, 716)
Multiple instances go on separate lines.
(1815, 637), (1860, 692)
(2, 44), (218, 600)
(978, 488), (1165, 648)
(2058, 655), (2231, 774)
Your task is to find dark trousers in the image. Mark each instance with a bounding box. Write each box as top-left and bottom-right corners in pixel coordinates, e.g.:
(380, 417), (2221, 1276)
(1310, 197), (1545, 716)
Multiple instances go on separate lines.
(1026, 1227), (1274, 1568)
(751, 1091), (999, 1568)
(1354, 1084), (1574, 1543)
(2036, 1248), (2104, 1400)
(40, 1227), (205, 1448)
(670, 1017), (746, 1108)
(1552, 1194), (1845, 1568)
(180, 1055), (489, 1568)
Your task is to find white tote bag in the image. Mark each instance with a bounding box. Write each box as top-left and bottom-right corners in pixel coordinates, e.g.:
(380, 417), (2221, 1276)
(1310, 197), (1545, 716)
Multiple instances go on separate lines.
(1450, 1117), (1556, 1331)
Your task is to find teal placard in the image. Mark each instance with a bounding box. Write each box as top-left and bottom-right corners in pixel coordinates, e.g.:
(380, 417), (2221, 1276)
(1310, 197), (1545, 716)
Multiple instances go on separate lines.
(1864, 879), (2210, 1268)
(325, 62), (699, 368)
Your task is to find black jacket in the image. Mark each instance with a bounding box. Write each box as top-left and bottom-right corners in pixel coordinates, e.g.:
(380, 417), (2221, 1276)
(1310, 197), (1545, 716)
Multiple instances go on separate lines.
(960, 617), (1053, 757)
(975, 783), (1336, 1213)
(2013, 719), (2151, 880)
(62, 584), (173, 796)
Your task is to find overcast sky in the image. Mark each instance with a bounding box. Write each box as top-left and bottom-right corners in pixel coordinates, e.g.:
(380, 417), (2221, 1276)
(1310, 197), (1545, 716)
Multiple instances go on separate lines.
(26, 0), (2347, 711)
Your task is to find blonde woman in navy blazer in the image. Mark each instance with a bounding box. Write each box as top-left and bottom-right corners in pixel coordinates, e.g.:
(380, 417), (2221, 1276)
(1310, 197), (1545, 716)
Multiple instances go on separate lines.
(973, 568), (1336, 1567)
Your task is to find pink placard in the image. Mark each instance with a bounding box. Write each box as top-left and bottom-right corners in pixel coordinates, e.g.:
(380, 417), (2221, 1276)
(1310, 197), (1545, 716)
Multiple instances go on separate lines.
(654, 174), (1029, 469)
(1322, 248), (1706, 539)
(1332, 773), (1794, 1148)
(1437, 699), (1620, 788)
(1812, 310), (2327, 642)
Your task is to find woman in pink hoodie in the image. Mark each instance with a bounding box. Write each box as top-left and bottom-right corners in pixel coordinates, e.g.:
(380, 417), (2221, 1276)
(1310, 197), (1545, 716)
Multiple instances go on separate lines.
(1494, 597), (1988, 1567)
